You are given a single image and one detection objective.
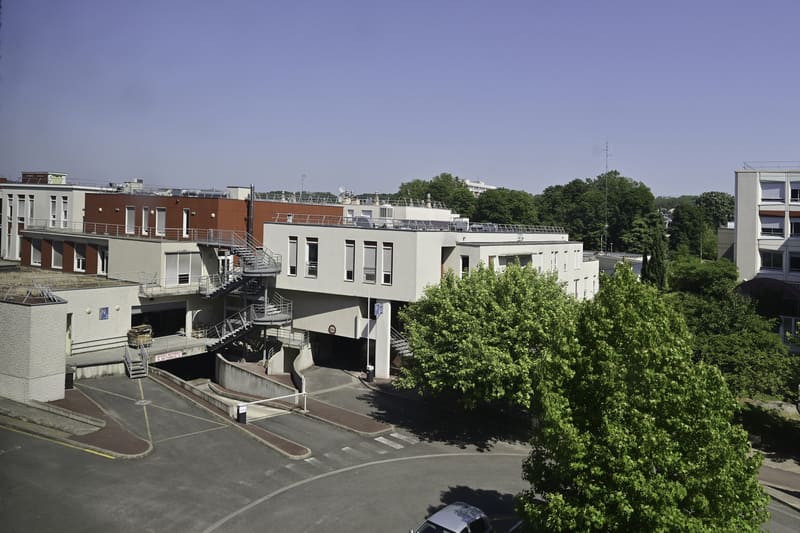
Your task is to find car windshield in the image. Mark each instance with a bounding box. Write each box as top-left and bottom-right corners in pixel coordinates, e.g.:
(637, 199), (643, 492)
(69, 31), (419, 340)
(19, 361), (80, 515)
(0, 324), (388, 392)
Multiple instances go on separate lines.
(415, 520), (458, 533)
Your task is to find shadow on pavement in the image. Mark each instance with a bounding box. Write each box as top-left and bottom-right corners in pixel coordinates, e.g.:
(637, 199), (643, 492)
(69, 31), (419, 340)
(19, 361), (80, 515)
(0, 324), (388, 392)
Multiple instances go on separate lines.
(357, 383), (532, 451)
(427, 485), (520, 532)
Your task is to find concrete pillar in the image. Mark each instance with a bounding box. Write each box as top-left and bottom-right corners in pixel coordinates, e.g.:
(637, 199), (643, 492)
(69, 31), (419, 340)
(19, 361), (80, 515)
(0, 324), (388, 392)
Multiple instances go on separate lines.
(374, 300), (391, 379)
(185, 309), (193, 337)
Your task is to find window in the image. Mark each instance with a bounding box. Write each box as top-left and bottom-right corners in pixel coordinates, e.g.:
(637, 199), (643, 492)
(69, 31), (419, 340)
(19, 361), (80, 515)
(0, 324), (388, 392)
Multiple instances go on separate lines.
(155, 207), (166, 236)
(17, 195), (25, 223)
(74, 243), (86, 272)
(345, 240), (355, 281)
(760, 250), (783, 271)
(182, 208), (190, 237)
(165, 252), (202, 286)
(31, 239), (41, 266)
(52, 241), (63, 269)
(7, 194), (12, 221)
(760, 216), (784, 237)
(98, 246), (108, 275)
(791, 253), (800, 273)
(28, 195), (34, 223)
(305, 237), (318, 277)
(379, 206), (393, 219)
(364, 241), (377, 283)
(382, 243), (393, 284)
(460, 255), (470, 277)
(125, 206), (136, 234)
(141, 207), (149, 235)
(49, 196), (57, 227)
(288, 236), (298, 276)
(761, 181), (785, 202)
(791, 218), (800, 237)
(792, 182), (800, 202)
(61, 196), (68, 228)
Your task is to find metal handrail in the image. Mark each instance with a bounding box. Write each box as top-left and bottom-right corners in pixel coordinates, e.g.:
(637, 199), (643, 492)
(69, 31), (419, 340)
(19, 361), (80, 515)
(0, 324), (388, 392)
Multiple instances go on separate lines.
(271, 213), (565, 234)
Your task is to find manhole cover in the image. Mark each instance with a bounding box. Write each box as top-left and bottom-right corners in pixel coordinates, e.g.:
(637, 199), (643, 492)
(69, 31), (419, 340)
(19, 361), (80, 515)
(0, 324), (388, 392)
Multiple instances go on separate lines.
(135, 399), (151, 406)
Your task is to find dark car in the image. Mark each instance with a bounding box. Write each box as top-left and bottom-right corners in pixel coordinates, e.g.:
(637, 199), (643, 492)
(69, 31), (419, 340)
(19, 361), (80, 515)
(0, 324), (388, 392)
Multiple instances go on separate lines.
(411, 501), (494, 533)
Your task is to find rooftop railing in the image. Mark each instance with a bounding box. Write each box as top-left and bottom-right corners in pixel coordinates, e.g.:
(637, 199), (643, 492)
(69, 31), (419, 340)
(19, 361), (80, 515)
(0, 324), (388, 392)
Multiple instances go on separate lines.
(743, 161), (800, 171)
(271, 213), (565, 234)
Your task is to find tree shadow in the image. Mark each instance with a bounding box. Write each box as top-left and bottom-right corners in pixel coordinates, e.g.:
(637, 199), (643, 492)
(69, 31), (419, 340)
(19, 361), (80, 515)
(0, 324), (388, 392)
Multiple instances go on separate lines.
(426, 485), (520, 532)
(735, 402), (800, 463)
(357, 382), (532, 451)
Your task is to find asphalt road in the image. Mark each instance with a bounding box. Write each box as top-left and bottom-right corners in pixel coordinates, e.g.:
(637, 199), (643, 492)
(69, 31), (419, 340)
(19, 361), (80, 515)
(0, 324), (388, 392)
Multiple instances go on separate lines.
(0, 375), (798, 532)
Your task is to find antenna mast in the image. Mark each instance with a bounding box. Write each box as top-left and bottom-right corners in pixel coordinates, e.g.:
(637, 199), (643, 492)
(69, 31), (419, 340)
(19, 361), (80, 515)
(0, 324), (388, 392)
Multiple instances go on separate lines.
(603, 141), (610, 253)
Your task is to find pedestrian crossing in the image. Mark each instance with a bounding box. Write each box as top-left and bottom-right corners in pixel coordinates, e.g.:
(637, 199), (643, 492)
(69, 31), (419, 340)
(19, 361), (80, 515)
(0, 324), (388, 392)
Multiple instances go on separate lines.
(265, 432), (422, 484)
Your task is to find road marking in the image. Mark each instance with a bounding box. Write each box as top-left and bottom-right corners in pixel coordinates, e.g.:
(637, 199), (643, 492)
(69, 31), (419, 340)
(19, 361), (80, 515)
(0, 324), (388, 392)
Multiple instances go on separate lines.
(358, 441), (387, 455)
(202, 452), (528, 533)
(153, 425), (228, 444)
(390, 432), (419, 445)
(0, 424), (115, 460)
(139, 379), (153, 443)
(304, 457), (333, 471)
(341, 446), (370, 460)
(322, 450), (350, 466)
(375, 436), (404, 450)
(0, 445), (22, 456)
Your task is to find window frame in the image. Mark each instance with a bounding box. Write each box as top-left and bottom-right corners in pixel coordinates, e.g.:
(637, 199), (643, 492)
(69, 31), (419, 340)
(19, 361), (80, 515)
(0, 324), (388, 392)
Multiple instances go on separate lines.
(363, 241), (377, 283)
(51, 241), (63, 269)
(345, 240), (355, 282)
(74, 242), (86, 272)
(288, 236), (298, 276)
(382, 242), (393, 285)
(305, 237), (318, 278)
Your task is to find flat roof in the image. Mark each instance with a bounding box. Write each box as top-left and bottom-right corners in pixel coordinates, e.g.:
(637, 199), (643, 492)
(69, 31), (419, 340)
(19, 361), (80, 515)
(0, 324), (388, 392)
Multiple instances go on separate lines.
(0, 266), (136, 304)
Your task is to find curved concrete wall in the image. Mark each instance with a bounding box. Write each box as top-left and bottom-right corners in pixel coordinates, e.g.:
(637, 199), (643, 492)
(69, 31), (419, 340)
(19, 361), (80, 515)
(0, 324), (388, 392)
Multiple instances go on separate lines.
(215, 354), (296, 399)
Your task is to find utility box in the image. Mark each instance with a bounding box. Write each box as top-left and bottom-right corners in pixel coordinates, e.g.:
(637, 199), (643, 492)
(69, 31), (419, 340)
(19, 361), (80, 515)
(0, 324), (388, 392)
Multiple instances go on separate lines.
(127, 325), (153, 348)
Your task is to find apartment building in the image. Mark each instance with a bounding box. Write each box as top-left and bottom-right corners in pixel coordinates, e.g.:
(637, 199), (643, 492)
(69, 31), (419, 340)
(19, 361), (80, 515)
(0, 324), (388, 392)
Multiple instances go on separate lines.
(735, 167), (800, 282)
(0, 173), (112, 262)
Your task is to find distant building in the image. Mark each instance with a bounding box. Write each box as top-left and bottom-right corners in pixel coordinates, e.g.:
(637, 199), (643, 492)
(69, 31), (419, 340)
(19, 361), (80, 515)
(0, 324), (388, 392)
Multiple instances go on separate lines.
(463, 179), (497, 197)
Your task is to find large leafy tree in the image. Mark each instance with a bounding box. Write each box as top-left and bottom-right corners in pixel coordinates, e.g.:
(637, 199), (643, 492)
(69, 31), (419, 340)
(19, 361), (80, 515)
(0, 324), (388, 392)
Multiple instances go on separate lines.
(396, 263), (575, 410)
(518, 265), (767, 532)
(473, 188), (538, 225)
(666, 258), (796, 398)
(396, 172), (476, 218)
(536, 172), (655, 251)
(668, 203), (706, 257)
(641, 219), (668, 290)
(696, 191), (734, 228)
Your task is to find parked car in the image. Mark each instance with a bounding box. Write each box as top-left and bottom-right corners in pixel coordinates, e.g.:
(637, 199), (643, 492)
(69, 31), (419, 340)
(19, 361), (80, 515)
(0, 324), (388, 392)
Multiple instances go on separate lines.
(411, 501), (494, 533)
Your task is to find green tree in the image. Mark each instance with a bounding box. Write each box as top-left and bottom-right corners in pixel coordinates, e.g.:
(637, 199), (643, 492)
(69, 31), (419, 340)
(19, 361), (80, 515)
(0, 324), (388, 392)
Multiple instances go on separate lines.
(473, 188), (538, 225)
(668, 203), (706, 257)
(536, 172), (655, 251)
(396, 263), (575, 410)
(696, 191), (734, 228)
(517, 265), (767, 532)
(641, 220), (668, 290)
(666, 258), (796, 398)
(396, 173), (476, 218)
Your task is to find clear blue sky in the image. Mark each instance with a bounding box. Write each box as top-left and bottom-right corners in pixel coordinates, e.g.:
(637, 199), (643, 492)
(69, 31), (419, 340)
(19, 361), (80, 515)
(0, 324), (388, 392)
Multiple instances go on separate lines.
(1, 0), (799, 197)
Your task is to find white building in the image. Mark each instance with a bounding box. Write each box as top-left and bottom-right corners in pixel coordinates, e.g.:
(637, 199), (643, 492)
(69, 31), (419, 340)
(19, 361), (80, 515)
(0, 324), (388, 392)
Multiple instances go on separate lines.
(0, 176), (112, 261)
(463, 179), (498, 196)
(263, 219), (599, 380)
(734, 167), (800, 282)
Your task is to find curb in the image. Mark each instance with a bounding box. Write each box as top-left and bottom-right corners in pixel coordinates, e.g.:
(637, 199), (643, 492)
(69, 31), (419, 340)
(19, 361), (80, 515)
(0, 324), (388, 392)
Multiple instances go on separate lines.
(763, 484), (800, 513)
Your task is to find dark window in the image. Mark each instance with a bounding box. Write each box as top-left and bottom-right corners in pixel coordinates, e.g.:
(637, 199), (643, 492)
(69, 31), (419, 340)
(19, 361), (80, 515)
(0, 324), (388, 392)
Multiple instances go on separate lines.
(761, 250), (783, 270)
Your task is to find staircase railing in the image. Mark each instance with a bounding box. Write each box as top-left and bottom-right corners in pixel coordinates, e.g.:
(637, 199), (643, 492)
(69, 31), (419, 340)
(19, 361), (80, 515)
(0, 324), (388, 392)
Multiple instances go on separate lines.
(262, 292), (292, 319)
(206, 305), (254, 343)
(391, 327), (413, 357)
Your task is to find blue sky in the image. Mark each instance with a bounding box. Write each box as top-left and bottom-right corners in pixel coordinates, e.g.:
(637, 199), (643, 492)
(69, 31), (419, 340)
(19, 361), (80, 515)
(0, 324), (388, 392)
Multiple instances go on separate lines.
(1, 0), (799, 197)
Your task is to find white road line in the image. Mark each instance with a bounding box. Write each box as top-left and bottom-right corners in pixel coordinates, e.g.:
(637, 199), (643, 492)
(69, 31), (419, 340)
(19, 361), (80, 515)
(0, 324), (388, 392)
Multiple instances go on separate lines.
(304, 457), (333, 471)
(341, 446), (371, 460)
(375, 436), (404, 450)
(390, 432), (419, 445)
(322, 451), (351, 466)
(358, 441), (388, 455)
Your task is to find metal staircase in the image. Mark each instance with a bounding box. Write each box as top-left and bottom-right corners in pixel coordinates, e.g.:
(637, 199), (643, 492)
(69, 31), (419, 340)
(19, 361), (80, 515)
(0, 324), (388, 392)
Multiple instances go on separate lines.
(390, 327), (413, 358)
(199, 272), (246, 299)
(196, 231), (281, 275)
(205, 295), (292, 352)
(123, 344), (149, 379)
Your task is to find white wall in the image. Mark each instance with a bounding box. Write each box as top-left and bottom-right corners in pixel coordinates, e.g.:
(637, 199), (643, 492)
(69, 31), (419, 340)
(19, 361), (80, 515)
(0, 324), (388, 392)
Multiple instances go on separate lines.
(54, 285), (140, 354)
(0, 301), (67, 402)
